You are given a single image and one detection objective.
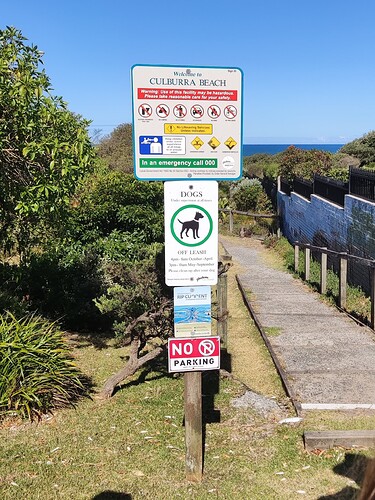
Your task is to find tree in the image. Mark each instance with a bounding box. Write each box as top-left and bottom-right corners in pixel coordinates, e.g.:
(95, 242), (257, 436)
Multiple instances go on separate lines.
(0, 26), (95, 260)
(96, 123), (133, 173)
(340, 131), (375, 166)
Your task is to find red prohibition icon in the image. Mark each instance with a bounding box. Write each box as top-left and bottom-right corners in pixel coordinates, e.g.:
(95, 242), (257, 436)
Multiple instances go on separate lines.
(173, 104), (187, 118)
(208, 105), (221, 119)
(191, 105), (204, 118)
(138, 103), (152, 117)
(224, 105), (237, 119)
(156, 104), (170, 118)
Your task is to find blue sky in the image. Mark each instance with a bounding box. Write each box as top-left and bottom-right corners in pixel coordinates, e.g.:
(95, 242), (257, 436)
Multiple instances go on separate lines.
(2, 0), (375, 144)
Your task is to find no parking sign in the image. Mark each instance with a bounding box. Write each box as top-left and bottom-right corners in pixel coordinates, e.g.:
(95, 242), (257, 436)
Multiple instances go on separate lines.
(168, 336), (220, 372)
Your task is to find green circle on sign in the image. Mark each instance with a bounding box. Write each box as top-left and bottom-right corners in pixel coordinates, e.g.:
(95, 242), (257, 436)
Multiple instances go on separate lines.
(170, 204), (213, 247)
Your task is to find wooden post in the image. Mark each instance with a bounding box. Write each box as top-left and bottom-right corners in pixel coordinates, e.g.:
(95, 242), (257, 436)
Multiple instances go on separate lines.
(184, 372), (202, 482)
(217, 273), (228, 349)
(229, 210), (233, 234)
(277, 176), (281, 238)
(339, 254), (347, 309)
(294, 244), (299, 273)
(304, 247), (310, 281)
(371, 266), (375, 330)
(320, 248), (327, 295)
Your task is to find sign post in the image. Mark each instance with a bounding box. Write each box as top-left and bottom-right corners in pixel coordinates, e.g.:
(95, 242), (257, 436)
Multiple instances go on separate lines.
(184, 371), (202, 482)
(131, 63), (243, 482)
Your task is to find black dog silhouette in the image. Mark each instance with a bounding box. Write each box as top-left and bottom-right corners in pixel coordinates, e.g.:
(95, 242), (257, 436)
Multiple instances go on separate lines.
(178, 212), (204, 239)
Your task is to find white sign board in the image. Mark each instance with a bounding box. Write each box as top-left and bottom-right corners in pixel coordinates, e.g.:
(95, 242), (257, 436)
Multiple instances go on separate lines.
(164, 181), (218, 286)
(131, 64), (243, 180)
(174, 286), (212, 338)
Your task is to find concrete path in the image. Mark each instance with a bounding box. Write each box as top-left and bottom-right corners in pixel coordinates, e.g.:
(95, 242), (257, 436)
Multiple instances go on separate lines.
(220, 235), (375, 412)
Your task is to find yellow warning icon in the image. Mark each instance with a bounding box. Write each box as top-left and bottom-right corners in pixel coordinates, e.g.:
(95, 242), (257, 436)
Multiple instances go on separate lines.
(208, 137), (221, 150)
(225, 137), (237, 150)
(191, 137), (204, 150)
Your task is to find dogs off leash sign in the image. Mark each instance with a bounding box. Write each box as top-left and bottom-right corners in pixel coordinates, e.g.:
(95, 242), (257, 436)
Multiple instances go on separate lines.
(164, 180), (218, 286)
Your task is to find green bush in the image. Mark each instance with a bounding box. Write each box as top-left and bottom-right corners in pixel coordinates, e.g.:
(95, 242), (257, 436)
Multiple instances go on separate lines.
(26, 243), (106, 331)
(0, 312), (88, 420)
(68, 170), (164, 244)
(230, 178), (272, 213)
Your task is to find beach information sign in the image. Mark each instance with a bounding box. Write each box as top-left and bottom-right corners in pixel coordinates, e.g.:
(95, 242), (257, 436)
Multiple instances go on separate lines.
(164, 180), (218, 286)
(174, 286), (212, 338)
(131, 64), (243, 180)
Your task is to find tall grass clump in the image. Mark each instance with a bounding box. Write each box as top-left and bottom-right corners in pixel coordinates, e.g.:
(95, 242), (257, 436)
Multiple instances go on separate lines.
(0, 312), (88, 420)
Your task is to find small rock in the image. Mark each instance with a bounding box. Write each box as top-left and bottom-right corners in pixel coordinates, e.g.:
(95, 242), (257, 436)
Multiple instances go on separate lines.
(231, 390), (282, 416)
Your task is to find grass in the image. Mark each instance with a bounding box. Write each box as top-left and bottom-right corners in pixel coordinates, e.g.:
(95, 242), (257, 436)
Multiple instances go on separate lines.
(1, 237), (375, 499)
(265, 236), (372, 324)
(1, 348), (370, 500)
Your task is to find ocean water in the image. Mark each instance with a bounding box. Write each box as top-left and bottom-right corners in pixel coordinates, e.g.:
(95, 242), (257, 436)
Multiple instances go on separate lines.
(243, 144), (344, 156)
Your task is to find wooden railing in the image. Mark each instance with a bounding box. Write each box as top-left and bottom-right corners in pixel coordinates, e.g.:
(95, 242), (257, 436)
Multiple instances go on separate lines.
(219, 208), (279, 235)
(294, 241), (375, 329)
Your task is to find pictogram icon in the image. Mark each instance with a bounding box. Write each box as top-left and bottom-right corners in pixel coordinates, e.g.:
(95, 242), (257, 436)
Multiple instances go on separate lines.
(224, 105), (237, 119)
(156, 104), (170, 118)
(198, 338), (216, 356)
(207, 105), (221, 119)
(174, 104), (187, 118)
(191, 137), (204, 150)
(208, 137), (220, 150)
(138, 103), (152, 117)
(191, 105), (204, 118)
(224, 137), (237, 150)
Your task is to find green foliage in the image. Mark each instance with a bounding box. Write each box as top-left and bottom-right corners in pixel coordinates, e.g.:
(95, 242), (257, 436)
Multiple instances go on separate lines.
(25, 243), (106, 331)
(242, 153), (282, 180)
(340, 131), (375, 165)
(230, 178), (273, 213)
(262, 162), (280, 180)
(278, 146), (333, 181)
(96, 123), (133, 173)
(0, 312), (87, 420)
(95, 255), (168, 339)
(68, 170), (164, 244)
(0, 26), (95, 260)
(20, 169), (166, 333)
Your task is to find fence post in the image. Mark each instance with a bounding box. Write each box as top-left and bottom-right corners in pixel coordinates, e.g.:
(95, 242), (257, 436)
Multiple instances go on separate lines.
(229, 210), (233, 234)
(320, 248), (327, 294)
(277, 176), (281, 238)
(294, 243), (299, 273)
(339, 254), (348, 309)
(371, 266), (375, 330)
(304, 247), (311, 281)
(217, 273), (228, 349)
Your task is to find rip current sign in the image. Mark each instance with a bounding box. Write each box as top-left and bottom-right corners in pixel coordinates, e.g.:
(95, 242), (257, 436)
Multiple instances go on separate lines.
(168, 336), (220, 373)
(164, 181), (218, 286)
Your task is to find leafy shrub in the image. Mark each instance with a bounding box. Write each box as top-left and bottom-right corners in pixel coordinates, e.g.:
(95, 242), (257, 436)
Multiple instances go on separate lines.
(340, 131), (375, 165)
(26, 244), (106, 331)
(262, 162), (280, 181)
(279, 146), (333, 181)
(242, 154), (275, 178)
(230, 178), (272, 213)
(96, 123), (133, 173)
(68, 170), (164, 244)
(0, 312), (88, 420)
